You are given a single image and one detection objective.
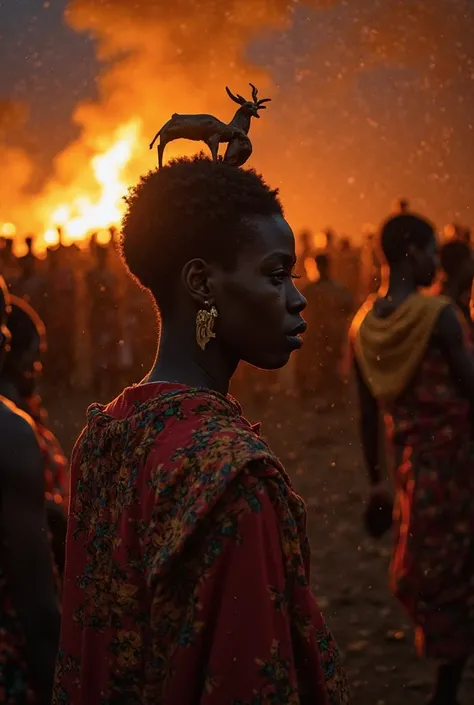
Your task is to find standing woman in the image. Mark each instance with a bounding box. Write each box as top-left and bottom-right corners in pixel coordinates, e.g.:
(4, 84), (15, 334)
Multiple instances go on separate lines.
(54, 156), (349, 705)
(352, 214), (474, 705)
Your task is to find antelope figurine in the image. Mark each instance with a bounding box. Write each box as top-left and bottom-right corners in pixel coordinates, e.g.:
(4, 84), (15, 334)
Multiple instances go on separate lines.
(149, 83), (271, 168)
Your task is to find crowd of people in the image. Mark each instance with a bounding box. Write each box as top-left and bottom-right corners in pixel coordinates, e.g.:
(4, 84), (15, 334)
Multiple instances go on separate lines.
(1, 157), (474, 705)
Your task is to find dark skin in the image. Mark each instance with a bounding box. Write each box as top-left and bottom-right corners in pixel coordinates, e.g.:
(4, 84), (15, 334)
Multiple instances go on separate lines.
(0, 400), (60, 705)
(147, 214), (307, 394)
(355, 237), (474, 488)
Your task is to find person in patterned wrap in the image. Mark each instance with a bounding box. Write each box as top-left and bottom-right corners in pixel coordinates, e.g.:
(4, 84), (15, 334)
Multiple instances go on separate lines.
(352, 213), (474, 705)
(53, 156), (350, 705)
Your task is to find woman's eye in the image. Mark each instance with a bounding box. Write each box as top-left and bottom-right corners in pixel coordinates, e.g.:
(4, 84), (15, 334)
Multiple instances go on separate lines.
(270, 270), (301, 284)
(270, 271), (287, 284)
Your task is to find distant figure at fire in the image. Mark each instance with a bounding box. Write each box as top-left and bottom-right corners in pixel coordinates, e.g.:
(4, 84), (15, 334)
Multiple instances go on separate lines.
(86, 243), (120, 397)
(0, 295), (69, 575)
(296, 252), (353, 399)
(351, 213), (474, 705)
(14, 237), (48, 321)
(0, 237), (19, 289)
(0, 277), (61, 705)
(439, 238), (474, 329)
(44, 245), (77, 390)
(54, 156), (350, 705)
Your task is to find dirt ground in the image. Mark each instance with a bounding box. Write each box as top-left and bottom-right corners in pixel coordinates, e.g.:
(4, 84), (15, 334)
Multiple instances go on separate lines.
(45, 382), (474, 705)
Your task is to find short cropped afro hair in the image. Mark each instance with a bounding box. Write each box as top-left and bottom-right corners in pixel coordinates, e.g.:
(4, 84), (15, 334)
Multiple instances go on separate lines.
(120, 155), (283, 309)
(379, 213), (436, 265)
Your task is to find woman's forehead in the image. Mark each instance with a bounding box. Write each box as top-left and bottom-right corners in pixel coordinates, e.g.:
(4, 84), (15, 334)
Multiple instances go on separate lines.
(244, 214), (295, 258)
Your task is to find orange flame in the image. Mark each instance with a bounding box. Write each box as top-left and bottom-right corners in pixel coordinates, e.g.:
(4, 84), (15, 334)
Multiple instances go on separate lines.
(2, 120), (140, 252)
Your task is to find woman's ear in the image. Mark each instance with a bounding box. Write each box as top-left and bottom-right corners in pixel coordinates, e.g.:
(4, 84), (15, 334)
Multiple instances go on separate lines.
(181, 259), (215, 307)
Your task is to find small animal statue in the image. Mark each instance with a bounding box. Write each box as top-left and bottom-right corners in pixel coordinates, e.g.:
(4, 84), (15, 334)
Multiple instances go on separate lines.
(149, 83), (271, 168)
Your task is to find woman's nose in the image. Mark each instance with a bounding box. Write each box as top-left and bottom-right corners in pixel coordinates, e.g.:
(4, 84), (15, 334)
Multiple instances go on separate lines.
(289, 286), (307, 313)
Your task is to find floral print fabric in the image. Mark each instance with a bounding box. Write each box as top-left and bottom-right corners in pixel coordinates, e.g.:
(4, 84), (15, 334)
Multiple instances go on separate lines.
(388, 346), (474, 660)
(53, 382), (349, 704)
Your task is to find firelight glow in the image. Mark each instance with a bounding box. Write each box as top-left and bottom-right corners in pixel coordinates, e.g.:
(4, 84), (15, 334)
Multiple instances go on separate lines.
(6, 120), (141, 252)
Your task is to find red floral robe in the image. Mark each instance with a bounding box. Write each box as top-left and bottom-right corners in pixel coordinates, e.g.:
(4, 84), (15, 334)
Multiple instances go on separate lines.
(53, 383), (350, 705)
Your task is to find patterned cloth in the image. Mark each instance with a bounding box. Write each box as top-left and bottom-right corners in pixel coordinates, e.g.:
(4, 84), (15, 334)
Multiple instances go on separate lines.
(53, 382), (350, 705)
(387, 345), (474, 660)
(26, 396), (68, 504)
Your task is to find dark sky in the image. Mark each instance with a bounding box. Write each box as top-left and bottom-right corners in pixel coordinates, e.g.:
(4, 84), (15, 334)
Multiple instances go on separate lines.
(0, 0), (97, 162)
(1, 0), (474, 235)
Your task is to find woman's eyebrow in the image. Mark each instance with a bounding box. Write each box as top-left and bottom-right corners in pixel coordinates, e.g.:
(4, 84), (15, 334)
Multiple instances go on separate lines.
(260, 252), (296, 267)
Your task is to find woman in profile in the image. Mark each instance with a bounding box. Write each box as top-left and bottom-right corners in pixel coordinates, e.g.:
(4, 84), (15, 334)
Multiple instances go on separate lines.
(53, 156), (350, 705)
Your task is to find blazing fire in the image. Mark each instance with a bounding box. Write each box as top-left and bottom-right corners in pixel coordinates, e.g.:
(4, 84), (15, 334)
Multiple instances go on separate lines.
(1, 120), (141, 252)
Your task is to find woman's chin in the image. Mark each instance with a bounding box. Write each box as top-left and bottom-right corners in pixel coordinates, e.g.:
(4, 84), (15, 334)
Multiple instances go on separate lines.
(245, 351), (292, 372)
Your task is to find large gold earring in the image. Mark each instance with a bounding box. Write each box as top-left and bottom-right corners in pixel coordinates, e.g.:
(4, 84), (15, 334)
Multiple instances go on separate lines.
(196, 303), (218, 350)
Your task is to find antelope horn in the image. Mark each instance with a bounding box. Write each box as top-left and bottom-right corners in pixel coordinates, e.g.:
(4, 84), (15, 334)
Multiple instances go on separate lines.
(226, 86), (246, 105)
(249, 82), (258, 102)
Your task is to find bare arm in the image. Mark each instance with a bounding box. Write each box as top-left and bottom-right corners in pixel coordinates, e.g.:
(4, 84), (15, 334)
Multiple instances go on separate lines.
(353, 356), (381, 485)
(434, 304), (474, 403)
(0, 411), (61, 705)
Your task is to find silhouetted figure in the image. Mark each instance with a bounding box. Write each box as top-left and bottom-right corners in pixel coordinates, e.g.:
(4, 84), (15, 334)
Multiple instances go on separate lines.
(393, 197), (410, 214)
(44, 246), (76, 390)
(86, 244), (119, 396)
(0, 296), (69, 576)
(295, 252), (353, 399)
(360, 232), (381, 297)
(335, 237), (361, 303)
(14, 236), (47, 320)
(297, 229), (313, 287)
(0, 237), (19, 289)
(439, 239), (474, 328)
(0, 276), (60, 705)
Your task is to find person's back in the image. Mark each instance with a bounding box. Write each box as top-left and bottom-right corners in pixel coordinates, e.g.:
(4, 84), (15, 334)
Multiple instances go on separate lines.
(56, 382), (346, 704)
(296, 254), (353, 397)
(353, 213), (474, 703)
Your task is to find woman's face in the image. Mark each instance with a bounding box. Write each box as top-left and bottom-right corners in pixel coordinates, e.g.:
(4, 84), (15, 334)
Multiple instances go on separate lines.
(210, 214), (307, 370)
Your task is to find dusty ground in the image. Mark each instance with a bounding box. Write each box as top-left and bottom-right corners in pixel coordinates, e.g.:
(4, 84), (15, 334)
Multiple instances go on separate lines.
(45, 382), (474, 705)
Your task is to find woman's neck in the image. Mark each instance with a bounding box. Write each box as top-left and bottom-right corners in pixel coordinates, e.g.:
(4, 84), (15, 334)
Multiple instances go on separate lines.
(380, 266), (418, 307)
(145, 323), (236, 396)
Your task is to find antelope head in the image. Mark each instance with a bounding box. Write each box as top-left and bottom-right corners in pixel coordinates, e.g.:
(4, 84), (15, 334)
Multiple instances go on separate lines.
(225, 83), (271, 118)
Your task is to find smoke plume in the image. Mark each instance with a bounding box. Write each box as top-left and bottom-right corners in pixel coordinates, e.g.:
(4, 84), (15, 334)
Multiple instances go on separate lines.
(3, 0), (474, 242)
